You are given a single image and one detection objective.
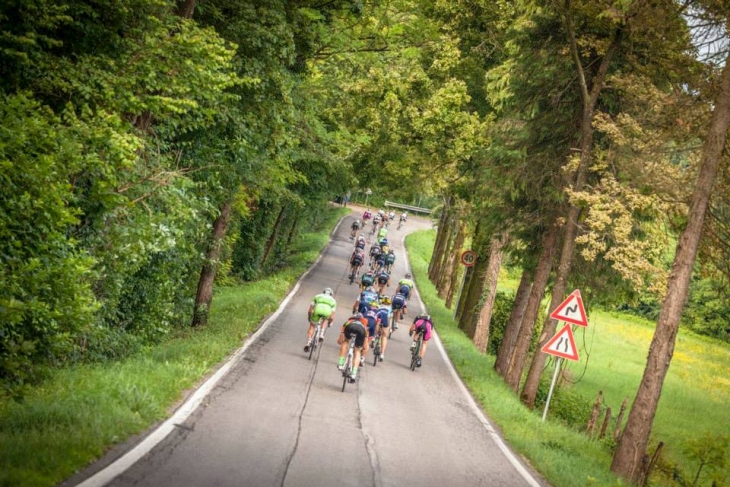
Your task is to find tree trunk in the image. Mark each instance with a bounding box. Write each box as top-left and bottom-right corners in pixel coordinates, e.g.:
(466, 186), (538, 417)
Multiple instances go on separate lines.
(457, 253), (488, 337)
(261, 204), (288, 267)
(435, 215), (456, 292)
(177, 0), (196, 19)
(438, 217), (461, 296)
(430, 204), (453, 282)
(505, 225), (558, 392)
(445, 222), (467, 308)
(455, 264), (475, 322)
(494, 270), (532, 377)
(428, 200), (451, 279)
(285, 209), (300, 250)
(192, 200), (232, 327)
(473, 235), (507, 353)
(611, 54), (730, 484)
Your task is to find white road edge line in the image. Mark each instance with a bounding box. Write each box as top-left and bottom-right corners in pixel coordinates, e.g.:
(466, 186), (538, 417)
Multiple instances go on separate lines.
(76, 215), (349, 487)
(399, 232), (542, 487)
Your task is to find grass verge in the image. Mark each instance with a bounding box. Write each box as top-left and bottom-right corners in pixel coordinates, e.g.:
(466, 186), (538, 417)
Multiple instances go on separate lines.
(405, 229), (730, 487)
(0, 206), (350, 487)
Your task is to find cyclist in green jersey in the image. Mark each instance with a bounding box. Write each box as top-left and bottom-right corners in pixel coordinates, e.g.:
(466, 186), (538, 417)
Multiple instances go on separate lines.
(305, 288), (337, 352)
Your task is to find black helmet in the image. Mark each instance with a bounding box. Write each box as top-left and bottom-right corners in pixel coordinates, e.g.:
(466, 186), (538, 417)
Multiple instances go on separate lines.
(405, 273), (412, 278)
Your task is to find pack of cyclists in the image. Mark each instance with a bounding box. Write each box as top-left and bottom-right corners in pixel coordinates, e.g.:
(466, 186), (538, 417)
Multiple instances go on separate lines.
(300, 212), (433, 384)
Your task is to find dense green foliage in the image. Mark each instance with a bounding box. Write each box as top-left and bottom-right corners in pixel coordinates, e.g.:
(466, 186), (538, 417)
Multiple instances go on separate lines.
(0, 0), (358, 395)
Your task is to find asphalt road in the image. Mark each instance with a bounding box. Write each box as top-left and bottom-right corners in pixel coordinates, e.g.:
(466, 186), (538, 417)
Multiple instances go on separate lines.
(78, 208), (544, 487)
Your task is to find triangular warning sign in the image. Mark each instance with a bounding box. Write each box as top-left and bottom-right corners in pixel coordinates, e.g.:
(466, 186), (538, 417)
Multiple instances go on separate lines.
(549, 289), (588, 327)
(541, 324), (579, 361)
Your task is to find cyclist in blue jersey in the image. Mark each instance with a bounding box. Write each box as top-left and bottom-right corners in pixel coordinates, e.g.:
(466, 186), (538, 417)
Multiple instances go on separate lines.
(375, 297), (392, 361)
(353, 286), (379, 314)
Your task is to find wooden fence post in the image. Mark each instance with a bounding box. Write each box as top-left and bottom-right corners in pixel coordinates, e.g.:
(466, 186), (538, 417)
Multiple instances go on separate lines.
(613, 397), (629, 442)
(586, 390), (603, 436)
(599, 406), (612, 439)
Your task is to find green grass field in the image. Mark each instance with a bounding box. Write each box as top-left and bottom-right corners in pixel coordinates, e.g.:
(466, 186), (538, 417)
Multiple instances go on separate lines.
(405, 229), (730, 487)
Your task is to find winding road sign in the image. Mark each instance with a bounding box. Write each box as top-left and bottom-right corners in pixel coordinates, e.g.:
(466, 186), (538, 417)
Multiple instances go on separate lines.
(549, 289), (588, 327)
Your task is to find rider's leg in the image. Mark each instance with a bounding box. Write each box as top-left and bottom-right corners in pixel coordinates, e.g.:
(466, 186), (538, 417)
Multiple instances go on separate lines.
(380, 324), (388, 356)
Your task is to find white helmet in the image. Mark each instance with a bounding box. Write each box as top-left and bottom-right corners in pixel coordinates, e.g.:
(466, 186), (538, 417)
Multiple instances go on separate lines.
(323, 288), (333, 296)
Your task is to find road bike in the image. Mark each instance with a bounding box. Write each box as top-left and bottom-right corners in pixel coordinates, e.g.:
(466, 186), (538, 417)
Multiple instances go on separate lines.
(308, 317), (326, 361)
(371, 222), (379, 235)
(349, 263), (361, 284)
(388, 312), (398, 339)
(372, 329), (383, 366)
(409, 330), (424, 371)
(341, 336), (357, 392)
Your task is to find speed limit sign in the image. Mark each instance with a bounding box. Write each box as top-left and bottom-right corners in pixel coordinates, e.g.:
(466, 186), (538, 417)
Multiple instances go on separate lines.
(460, 250), (476, 267)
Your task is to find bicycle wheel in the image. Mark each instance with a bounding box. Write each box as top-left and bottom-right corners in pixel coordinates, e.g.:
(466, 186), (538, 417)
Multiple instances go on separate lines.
(308, 325), (318, 361)
(373, 338), (380, 367)
(410, 337), (421, 371)
(342, 357), (349, 392)
(349, 269), (355, 284)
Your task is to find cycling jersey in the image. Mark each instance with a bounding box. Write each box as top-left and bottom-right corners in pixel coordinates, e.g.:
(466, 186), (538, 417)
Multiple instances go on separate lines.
(399, 278), (415, 289)
(361, 272), (375, 287)
(386, 251), (396, 264)
(351, 221), (361, 230)
(378, 227), (388, 239)
(369, 244), (381, 257)
(377, 271), (389, 285)
(351, 250), (365, 266)
(357, 289), (379, 313)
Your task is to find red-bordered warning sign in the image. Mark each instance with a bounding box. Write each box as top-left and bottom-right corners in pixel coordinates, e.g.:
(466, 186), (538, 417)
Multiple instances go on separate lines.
(549, 289), (588, 327)
(460, 250), (476, 267)
(541, 324), (579, 361)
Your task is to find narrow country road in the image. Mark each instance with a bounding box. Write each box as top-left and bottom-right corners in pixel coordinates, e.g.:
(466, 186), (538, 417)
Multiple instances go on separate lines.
(75, 207), (545, 487)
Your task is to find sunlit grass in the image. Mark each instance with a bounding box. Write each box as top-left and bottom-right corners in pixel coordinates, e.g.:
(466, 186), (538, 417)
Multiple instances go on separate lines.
(0, 207), (350, 487)
(405, 229), (730, 487)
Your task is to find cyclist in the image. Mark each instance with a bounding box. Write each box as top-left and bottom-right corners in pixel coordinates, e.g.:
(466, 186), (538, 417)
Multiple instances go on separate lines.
(373, 250), (387, 273)
(391, 290), (407, 323)
(375, 296), (392, 361)
(400, 211), (408, 223)
(362, 301), (380, 365)
(385, 249), (396, 273)
(371, 213), (381, 233)
(360, 269), (376, 290)
(409, 314), (434, 368)
(349, 248), (365, 280)
(398, 273), (415, 300)
(388, 210), (396, 222)
(363, 208), (372, 225)
(378, 225), (388, 241)
(353, 285), (379, 314)
(305, 288), (337, 352)
(355, 236), (367, 252)
(350, 219), (361, 239)
(375, 268), (390, 295)
(369, 242), (381, 268)
(337, 313), (369, 381)
(379, 238), (390, 255)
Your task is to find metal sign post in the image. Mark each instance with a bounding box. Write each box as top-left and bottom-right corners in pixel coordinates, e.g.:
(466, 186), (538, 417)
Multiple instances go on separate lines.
(542, 358), (562, 422)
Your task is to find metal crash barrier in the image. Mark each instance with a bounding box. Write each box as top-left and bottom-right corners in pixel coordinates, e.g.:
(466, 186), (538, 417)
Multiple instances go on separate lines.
(384, 200), (433, 214)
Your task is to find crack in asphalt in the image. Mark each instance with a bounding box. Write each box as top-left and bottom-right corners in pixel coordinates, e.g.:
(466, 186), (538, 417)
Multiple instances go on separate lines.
(279, 345), (322, 487)
(357, 381), (382, 487)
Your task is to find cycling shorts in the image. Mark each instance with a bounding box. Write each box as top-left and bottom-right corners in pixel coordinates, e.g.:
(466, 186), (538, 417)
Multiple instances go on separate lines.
(376, 309), (390, 327)
(377, 275), (389, 285)
(413, 319), (433, 341)
(311, 303), (333, 322)
(365, 315), (377, 337)
(351, 256), (363, 266)
(391, 295), (406, 310)
(399, 285), (411, 297)
(343, 322), (367, 348)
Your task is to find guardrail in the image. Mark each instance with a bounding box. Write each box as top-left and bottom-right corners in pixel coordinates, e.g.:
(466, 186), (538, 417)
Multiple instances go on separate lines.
(384, 200), (433, 214)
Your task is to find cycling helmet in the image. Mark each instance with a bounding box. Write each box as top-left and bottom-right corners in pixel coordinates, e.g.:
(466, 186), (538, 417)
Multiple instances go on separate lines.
(365, 286), (375, 292)
(369, 301), (379, 308)
(405, 273), (412, 278)
(323, 287), (333, 296)
(381, 296), (391, 305)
